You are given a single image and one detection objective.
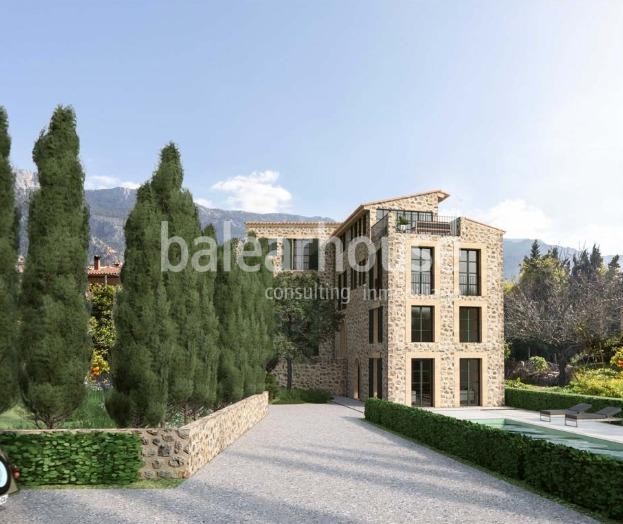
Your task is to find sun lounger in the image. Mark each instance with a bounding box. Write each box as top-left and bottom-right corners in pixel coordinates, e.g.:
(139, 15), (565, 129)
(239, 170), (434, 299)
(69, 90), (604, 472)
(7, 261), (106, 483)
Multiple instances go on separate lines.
(564, 406), (622, 427)
(539, 403), (592, 422)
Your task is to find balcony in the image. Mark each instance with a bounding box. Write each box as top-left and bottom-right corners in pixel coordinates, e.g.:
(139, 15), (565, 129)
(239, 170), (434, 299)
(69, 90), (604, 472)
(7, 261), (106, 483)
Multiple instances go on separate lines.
(397, 215), (460, 236)
(371, 212), (460, 240)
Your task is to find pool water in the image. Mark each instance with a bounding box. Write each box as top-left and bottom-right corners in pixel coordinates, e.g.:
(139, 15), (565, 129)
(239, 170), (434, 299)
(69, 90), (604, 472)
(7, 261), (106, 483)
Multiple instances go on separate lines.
(476, 419), (623, 460)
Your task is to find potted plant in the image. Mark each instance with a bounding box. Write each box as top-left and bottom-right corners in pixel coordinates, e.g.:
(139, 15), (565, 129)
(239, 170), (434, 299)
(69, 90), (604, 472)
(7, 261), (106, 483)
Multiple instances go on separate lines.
(397, 216), (410, 231)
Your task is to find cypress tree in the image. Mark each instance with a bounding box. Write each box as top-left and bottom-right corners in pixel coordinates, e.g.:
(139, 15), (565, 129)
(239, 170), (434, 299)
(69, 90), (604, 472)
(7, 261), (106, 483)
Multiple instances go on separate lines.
(214, 239), (245, 405)
(107, 183), (175, 427)
(18, 106), (91, 428)
(0, 107), (19, 414)
(151, 144), (217, 420)
(214, 235), (274, 406)
(188, 224), (220, 417)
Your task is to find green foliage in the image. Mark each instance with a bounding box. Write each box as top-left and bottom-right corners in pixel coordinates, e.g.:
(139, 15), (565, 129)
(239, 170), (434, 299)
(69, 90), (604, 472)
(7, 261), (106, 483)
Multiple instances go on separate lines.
(0, 106), (19, 414)
(88, 284), (116, 381)
(272, 271), (342, 388)
(214, 236), (274, 406)
(610, 347), (623, 370)
(365, 398), (623, 519)
(0, 389), (116, 430)
(505, 386), (623, 412)
(0, 431), (142, 485)
(264, 373), (280, 401)
(569, 368), (623, 399)
(506, 241), (623, 385)
(107, 182), (175, 427)
(528, 355), (548, 372)
(272, 388), (332, 404)
(152, 144), (219, 419)
(18, 106), (91, 428)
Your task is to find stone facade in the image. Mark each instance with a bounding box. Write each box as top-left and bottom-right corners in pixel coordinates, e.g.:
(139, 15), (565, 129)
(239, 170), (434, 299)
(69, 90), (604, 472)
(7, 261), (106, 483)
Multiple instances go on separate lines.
(271, 359), (346, 394)
(246, 190), (505, 408)
(246, 221), (347, 392)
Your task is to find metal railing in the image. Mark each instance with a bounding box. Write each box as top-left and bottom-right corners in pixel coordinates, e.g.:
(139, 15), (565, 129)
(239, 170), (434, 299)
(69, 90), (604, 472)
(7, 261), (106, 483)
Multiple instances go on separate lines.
(397, 215), (460, 236)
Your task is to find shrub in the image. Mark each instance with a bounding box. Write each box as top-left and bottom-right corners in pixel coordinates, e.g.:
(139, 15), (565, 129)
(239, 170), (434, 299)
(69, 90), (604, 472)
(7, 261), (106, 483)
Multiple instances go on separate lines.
(528, 355), (548, 372)
(365, 398), (525, 479)
(610, 348), (623, 371)
(365, 398), (623, 519)
(272, 388), (332, 404)
(569, 368), (623, 398)
(0, 431), (142, 485)
(505, 386), (623, 412)
(300, 388), (332, 403)
(265, 374), (280, 401)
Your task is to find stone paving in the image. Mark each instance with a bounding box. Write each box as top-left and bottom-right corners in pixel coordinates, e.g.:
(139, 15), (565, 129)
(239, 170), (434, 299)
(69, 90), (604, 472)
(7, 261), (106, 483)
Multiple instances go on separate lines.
(1, 402), (595, 523)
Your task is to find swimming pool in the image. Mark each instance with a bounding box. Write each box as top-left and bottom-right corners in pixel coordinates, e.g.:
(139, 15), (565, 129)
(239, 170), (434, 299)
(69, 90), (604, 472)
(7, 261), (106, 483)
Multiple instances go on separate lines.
(475, 418), (623, 460)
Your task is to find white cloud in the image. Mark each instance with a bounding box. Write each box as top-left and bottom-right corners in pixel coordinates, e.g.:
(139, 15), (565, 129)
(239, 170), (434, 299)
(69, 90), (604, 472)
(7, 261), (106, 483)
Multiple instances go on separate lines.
(211, 170), (292, 213)
(195, 197), (214, 208)
(479, 199), (553, 240)
(85, 175), (140, 190)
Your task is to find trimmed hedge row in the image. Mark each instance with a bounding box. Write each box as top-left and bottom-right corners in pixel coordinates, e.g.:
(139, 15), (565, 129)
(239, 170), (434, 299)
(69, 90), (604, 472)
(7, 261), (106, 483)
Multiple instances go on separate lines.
(365, 398), (623, 519)
(0, 431), (142, 485)
(505, 387), (623, 413)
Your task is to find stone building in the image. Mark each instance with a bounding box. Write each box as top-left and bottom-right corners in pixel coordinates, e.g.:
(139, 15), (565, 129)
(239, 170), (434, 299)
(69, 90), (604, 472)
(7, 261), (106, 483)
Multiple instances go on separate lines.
(246, 189), (505, 407)
(88, 255), (122, 286)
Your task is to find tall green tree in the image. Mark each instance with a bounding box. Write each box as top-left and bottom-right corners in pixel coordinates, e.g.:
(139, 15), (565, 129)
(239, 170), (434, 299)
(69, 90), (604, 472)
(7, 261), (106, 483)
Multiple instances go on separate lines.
(18, 106), (91, 428)
(214, 235), (275, 404)
(0, 106), (19, 414)
(506, 244), (622, 385)
(214, 239), (246, 405)
(152, 144), (219, 420)
(107, 183), (175, 427)
(187, 224), (220, 417)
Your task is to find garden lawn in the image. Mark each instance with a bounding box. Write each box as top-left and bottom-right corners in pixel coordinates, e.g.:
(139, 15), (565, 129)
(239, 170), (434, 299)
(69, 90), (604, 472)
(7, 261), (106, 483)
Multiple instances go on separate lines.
(0, 389), (116, 430)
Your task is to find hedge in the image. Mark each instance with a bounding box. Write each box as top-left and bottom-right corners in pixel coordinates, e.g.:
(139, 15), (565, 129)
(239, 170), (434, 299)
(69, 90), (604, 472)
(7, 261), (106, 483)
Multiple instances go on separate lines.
(365, 398), (623, 519)
(0, 431), (142, 485)
(505, 387), (623, 413)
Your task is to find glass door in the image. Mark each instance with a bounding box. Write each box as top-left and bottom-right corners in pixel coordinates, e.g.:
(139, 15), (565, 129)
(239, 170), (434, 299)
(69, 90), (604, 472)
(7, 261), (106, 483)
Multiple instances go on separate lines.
(411, 359), (434, 407)
(460, 358), (481, 406)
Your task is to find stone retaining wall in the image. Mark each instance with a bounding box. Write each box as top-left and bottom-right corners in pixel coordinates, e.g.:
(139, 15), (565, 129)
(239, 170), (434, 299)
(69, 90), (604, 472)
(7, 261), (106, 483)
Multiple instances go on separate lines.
(134, 392), (269, 479)
(0, 392), (269, 482)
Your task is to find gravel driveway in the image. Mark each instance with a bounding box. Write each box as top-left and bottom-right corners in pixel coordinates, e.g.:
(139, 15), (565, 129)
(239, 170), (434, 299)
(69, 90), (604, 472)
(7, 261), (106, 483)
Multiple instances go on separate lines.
(2, 401), (595, 523)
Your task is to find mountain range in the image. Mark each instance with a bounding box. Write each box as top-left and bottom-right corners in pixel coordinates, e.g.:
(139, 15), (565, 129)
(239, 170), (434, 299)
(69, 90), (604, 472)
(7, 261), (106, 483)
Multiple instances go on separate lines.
(13, 170), (334, 264)
(13, 170), (620, 279)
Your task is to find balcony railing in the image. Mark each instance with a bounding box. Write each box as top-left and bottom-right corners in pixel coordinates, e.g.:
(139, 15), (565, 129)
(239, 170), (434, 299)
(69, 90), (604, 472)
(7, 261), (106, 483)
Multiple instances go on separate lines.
(397, 215), (460, 236)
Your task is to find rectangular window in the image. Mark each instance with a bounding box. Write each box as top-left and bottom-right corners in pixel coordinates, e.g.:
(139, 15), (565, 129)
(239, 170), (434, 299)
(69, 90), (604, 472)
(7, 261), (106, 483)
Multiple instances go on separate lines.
(411, 306), (434, 342)
(377, 306), (383, 343)
(459, 307), (481, 342)
(459, 249), (480, 295)
(396, 210), (434, 228)
(460, 358), (481, 406)
(368, 309), (374, 343)
(283, 239), (319, 270)
(368, 358), (383, 399)
(411, 358), (434, 407)
(267, 238), (278, 255)
(411, 247), (433, 295)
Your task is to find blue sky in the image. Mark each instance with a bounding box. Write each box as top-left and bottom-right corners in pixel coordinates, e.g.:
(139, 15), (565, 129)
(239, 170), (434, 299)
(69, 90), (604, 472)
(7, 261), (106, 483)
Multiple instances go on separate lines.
(2, 1), (623, 252)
